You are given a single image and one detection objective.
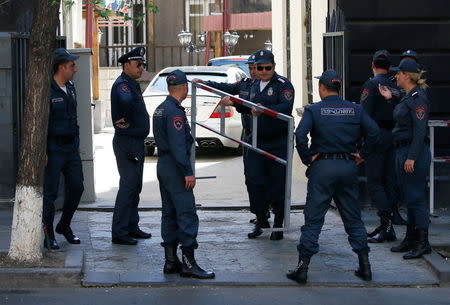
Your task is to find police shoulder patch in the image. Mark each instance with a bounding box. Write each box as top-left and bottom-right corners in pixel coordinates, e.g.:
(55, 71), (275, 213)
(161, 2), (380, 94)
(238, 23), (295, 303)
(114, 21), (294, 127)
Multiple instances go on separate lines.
(120, 85), (131, 92)
(360, 88), (370, 102)
(283, 89), (294, 101)
(415, 106), (426, 120)
(172, 116), (184, 131)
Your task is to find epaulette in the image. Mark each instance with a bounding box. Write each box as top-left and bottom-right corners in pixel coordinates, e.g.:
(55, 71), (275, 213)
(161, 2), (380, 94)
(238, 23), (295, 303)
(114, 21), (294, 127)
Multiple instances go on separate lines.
(242, 77), (251, 82)
(277, 77), (286, 84)
(412, 91), (419, 99)
(68, 80), (74, 86)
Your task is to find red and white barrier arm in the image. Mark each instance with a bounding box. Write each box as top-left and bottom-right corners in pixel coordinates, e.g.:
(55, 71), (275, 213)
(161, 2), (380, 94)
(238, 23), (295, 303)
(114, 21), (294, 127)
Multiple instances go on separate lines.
(193, 82), (292, 122)
(195, 121), (287, 166)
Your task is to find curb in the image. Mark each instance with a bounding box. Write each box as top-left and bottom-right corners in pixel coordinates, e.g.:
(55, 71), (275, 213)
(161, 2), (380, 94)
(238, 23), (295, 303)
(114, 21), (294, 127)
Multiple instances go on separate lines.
(0, 249), (84, 288)
(423, 250), (450, 286)
(81, 271), (439, 288)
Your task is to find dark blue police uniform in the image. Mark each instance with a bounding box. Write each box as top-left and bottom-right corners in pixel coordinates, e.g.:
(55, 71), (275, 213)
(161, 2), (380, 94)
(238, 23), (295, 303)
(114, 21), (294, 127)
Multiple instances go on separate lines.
(43, 49), (84, 249)
(153, 73), (198, 250)
(360, 50), (402, 242)
(288, 70), (379, 284)
(241, 50), (294, 238)
(390, 58), (431, 259)
(111, 47), (150, 242)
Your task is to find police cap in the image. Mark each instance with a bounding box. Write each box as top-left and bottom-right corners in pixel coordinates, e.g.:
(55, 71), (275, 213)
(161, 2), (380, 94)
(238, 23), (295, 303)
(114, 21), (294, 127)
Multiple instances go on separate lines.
(391, 58), (419, 73)
(373, 49), (391, 64)
(401, 49), (419, 62)
(255, 49), (274, 64)
(118, 46), (146, 64)
(314, 69), (342, 90)
(166, 69), (188, 86)
(246, 51), (258, 64)
(53, 48), (79, 64)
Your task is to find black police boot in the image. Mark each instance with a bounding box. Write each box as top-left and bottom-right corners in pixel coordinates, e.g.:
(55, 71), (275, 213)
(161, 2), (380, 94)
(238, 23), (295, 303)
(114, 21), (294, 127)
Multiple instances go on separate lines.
(403, 229), (432, 259)
(55, 222), (80, 244)
(248, 215), (270, 239)
(43, 224), (60, 250)
(391, 204), (407, 225)
(368, 211), (396, 243)
(163, 245), (182, 274)
(180, 248), (215, 279)
(391, 224), (416, 252)
(286, 256), (310, 284)
(270, 214), (284, 240)
(354, 252), (372, 281)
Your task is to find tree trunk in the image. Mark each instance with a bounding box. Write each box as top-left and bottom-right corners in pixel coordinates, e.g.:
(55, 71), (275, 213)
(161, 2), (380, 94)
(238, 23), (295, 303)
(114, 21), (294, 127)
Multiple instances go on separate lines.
(8, 0), (60, 263)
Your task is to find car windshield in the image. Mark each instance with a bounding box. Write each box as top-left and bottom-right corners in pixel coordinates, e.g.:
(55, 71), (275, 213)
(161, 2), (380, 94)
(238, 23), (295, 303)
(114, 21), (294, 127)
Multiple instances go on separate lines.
(150, 73), (228, 95)
(208, 59), (249, 76)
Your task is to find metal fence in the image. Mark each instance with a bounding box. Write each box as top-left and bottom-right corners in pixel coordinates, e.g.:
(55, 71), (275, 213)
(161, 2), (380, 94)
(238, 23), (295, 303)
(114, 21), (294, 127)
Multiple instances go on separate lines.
(323, 31), (345, 98)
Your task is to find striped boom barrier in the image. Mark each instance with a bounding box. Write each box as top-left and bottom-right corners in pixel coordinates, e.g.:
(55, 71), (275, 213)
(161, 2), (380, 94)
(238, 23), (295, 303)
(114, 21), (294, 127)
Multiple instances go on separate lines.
(189, 81), (296, 231)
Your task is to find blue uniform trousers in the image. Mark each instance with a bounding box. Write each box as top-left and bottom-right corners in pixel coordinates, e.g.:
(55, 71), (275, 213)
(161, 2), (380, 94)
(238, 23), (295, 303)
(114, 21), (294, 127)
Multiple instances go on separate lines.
(112, 135), (144, 238)
(365, 130), (398, 213)
(43, 150), (84, 226)
(298, 159), (370, 257)
(157, 154), (199, 250)
(245, 139), (286, 218)
(395, 143), (431, 230)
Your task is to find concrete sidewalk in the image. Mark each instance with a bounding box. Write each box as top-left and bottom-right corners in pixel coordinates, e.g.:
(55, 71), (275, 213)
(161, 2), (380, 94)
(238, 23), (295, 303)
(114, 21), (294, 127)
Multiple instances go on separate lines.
(2, 204), (449, 288)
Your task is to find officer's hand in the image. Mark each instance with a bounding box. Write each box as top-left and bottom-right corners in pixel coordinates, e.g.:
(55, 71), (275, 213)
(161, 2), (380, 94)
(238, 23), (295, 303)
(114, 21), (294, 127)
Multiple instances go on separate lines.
(251, 103), (263, 116)
(185, 175), (196, 189)
(45, 154), (48, 167)
(404, 159), (415, 173)
(378, 84), (393, 100)
(351, 153), (364, 165)
(115, 118), (130, 129)
(221, 96), (233, 106)
(311, 153), (319, 163)
(191, 78), (205, 85)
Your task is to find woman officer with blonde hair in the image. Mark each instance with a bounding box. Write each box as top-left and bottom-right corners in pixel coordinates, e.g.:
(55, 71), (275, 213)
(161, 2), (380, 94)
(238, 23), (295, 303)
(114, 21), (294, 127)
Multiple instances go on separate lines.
(379, 58), (431, 259)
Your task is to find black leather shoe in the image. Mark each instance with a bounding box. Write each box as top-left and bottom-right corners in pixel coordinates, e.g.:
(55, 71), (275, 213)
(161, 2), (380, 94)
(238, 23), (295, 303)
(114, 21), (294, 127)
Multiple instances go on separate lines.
(391, 225), (415, 253)
(248, 219), (270, 239)
(368, 211), (396, 243)
(164, 245), (183, 274)
(355, 253), (372, 281)
(43, 224), (60, 250)
(286, 256), (310, 284)
(129, 228), (152, 239)
(112, 235), (138, 245)
(403, 229), (432, 259)
(55, 223), (80, 244)
(180, 248), (215, 279)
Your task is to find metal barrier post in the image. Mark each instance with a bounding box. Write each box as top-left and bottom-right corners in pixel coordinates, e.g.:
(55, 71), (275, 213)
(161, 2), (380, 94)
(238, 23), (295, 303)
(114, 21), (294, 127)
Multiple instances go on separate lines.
(429, 124), (434, 215)
(252, 116), (257, 147)
(283, 118), (295, 229)
(190, 85), (197, 175)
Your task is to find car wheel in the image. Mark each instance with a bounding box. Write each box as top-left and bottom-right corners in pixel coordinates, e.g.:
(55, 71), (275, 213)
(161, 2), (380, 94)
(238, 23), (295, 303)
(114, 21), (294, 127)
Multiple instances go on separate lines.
(145, 146), (155, 156)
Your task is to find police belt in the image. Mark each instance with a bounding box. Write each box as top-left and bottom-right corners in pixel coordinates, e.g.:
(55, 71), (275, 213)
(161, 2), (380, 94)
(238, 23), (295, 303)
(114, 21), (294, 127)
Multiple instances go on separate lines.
(49, 135), (75, 145)
(393, 138), (430, 148)
(316, 153), (355, 161)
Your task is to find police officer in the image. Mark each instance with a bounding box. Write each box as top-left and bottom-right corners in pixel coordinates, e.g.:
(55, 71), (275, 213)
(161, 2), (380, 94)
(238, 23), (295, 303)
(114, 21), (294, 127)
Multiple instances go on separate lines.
(43, 48), (84, 250)
(359, 50), (401, 243)
(111, 47), (152, 245)
(192, 51), (263, 224)
(401, 50), (419, 62)
(287, 69), (379, 284)
(240, 49), (295, 240)
(153, 69), (214, 279)
(380, 59), (432, 259)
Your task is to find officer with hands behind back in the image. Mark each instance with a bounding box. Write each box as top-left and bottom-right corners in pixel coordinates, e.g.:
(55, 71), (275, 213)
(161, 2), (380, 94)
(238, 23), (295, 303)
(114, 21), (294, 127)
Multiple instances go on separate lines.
(153, 69), (215, 279)
(287, 69), (380, 284)
(43, 48), (85, 250)
(110, 47), (152, 245)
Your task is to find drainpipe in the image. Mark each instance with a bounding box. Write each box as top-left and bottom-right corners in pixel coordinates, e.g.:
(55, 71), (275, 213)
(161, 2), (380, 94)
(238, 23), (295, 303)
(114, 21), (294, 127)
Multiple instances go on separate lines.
(85, 1), (93, 49)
